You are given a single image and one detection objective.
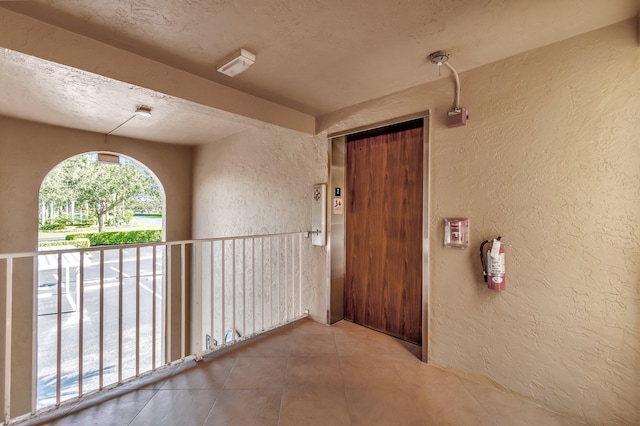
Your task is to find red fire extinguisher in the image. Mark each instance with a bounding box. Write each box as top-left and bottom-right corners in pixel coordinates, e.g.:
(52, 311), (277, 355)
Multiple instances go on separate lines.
(480, 236), (506, 291)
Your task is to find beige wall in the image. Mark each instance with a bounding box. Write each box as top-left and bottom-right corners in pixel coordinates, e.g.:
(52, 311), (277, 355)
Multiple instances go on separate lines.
(320, 19), (640, 425)
(192, 126), (328, 323)
(0, 117), (193, 416)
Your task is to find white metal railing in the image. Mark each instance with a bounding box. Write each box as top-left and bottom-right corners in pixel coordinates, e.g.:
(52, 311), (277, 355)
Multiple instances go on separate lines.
(1, 232), (309, 425)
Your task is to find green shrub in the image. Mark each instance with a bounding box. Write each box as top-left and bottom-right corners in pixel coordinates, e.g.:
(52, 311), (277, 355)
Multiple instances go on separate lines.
(39, 238), (90, 249)
(54, 215), (74, 226)
(74, 220), (94, 228)
(40, 223), (66, 231)
(66, 230), (162, 247)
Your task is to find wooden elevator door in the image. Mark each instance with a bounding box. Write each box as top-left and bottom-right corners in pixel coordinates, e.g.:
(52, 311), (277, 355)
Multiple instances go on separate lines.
(345, 121), (423, 344)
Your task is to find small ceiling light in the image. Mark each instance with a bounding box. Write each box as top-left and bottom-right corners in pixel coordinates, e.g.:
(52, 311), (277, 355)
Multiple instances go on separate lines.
(135, 106), (152, 117)
(217, 48), (255, 77)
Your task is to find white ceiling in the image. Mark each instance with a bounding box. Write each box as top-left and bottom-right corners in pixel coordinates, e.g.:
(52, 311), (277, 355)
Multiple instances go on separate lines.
(0, 0), (637, 145)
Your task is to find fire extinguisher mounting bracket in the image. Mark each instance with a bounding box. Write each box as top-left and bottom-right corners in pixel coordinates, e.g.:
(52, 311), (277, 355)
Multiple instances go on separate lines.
(480, 236), (506, 291)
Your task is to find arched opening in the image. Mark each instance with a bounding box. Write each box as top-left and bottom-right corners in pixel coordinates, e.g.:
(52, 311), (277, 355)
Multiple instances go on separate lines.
(38, 152), (166, 245)
(36, 151), (167, 408)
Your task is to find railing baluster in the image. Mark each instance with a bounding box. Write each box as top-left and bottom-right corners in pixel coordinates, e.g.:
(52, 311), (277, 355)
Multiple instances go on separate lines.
(180, 244), (186, 359)
(299, 234), (303, 316)
(270, 238), (273, 328)
(286, 236), (290, 320)
(232, 240), (236, 343)
(166, 244), (172, 365)
(135, 247), (141, 376)
(293, 235), (296, 318)
(194, 242), (203, 361)
(261, 239), (264, 332)
(277, 237), (280, 324)
(252, 238), (255, 336)
(78, 252), (84, 397)
(214, 241), (216, 349)
(56, 253), (62, 406)
(221, 241), (225, 348)
(291, 235), (295, 318)
(4, 258), (13, 424)
(151, 246), (157, 370)
(242, 239), (246, 338)
(289, 236), (293, 319)
(99, 251), (104, 391)
(31, 257), (38, 414)
(118, 248), (123, 383)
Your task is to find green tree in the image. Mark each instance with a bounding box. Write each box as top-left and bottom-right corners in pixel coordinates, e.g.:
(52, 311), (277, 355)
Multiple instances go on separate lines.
(40, 154), (161, 232)
(40, 156), (87, 223)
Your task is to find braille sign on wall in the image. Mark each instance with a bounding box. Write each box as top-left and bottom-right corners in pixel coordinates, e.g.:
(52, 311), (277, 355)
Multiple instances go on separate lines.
(335, 187), (341, 197)
(333, 198), (343, 215)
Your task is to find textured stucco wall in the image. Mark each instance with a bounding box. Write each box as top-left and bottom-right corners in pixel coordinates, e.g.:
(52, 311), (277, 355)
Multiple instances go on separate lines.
(320, 19), (639, 426)
(0, 116), (193, 416)
(192, 126), (328, 322)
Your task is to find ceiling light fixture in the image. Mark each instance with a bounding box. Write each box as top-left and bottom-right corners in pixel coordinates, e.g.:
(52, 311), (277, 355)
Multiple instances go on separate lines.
(217, 48), (255, 77)
(104, 106), (153, 144)
(135, 106), (152, 117)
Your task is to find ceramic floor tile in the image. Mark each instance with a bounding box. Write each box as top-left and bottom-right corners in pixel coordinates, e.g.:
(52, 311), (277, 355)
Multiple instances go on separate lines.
(18, 403), (99, 426)
(461, 378), (588, 426)
(160, 357), (236, 390)
(53, 389), (156, 426)
(384, 338), (422, 360)
(121, 365), (179, 390)
(279, 387), (351, 426)
(288, 333), (338, 356)
(278, 318), (334, 335)
(330, 319), (365, 334)
(410, 381), (495, 426)
(203, 388), (282, 426)
(332, 320), (392, 343)
(345, 386), (431, 426)
(286, 355), (344, 388)
(334, 332), (391, 357)
(340, 355), (404, 388)
(233, 332), (294, 358)
(23, 318), (587, 426)
(129, 389), (219, 426)
(223, 356), (288, 389)
(394, 360), (462, 389)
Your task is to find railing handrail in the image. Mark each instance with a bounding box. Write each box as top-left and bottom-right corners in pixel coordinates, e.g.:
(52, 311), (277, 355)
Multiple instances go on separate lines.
(3, 230), (310, 424)
(0, 230), (311, 259)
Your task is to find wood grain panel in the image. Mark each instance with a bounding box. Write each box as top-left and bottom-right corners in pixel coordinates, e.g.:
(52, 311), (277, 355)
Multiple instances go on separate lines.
(345, 123), (423, 344)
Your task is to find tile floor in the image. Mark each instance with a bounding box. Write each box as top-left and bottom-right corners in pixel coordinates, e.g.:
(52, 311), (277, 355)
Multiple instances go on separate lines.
(20, 318), (586, 426)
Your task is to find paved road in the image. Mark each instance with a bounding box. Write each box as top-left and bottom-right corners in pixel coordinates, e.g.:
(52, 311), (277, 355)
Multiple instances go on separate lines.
(38, 234), (66, 242)
(37, 248), (165, 408)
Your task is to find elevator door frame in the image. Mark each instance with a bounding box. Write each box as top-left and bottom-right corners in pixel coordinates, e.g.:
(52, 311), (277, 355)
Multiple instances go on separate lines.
(327, 111), (431, 362)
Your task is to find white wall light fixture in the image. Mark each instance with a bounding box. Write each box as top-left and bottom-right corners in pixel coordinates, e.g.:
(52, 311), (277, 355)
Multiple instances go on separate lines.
(217, 48), (256, 77)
